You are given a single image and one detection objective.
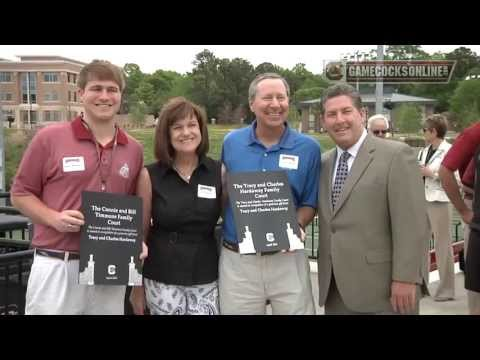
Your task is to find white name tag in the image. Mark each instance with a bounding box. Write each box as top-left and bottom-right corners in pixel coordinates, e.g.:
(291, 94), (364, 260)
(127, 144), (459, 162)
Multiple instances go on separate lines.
(198, 184), (216, 199)
(279, 154), (299, 170)
(62, 156), (85, 172)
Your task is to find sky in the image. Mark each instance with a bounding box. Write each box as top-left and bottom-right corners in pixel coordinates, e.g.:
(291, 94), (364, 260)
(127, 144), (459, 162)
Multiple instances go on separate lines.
(2, 45), (479, 75)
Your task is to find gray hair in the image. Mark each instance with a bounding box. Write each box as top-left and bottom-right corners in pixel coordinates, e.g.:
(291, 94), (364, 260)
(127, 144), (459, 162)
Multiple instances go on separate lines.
(248, 73), (290, 102)
(367, 114), (389, 129)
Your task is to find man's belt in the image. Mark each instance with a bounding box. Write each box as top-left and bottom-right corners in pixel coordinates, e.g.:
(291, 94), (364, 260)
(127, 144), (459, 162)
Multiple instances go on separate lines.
(35, 248), (80, 261)
(222, 240), (280, 256)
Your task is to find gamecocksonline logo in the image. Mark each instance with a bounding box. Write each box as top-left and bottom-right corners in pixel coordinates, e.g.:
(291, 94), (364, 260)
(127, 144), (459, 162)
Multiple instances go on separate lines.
(324, 60), (456, 84)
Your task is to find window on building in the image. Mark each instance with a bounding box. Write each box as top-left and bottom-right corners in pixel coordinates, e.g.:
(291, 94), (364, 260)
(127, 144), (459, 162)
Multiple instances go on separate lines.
(68, 91), (78, 102)
(308, 113), (316, 131)
(44, 91), (59, 101)
(21, 72), (37, 104)
(43, 110), (61, 122)
(21, 110), (37, 126)
(43, 72), (59, 83)
(0, 72), (12, 82)
(0, 92), (13, 101)
(67, 73), (77, 84)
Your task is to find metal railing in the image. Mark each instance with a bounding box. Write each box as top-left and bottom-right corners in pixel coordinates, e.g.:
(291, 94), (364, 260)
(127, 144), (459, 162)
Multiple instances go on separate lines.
(0, 240), (33, 315)
(0, 194), (33, 315)
(304, 216), (464, 260)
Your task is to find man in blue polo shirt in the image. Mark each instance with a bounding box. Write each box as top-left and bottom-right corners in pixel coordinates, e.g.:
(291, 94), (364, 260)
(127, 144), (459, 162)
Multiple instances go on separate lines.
(220, 73), (321, 315)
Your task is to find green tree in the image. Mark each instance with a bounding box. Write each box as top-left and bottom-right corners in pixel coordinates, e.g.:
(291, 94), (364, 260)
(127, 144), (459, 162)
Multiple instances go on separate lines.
(281, 63), (312, 95)
(129, 101), (149, 128)
(294, 87), (325, 102)
(446, 47), (480, 81)
(393, 104), (423, 134)
(122, 63), (146, 114)
(405, 47), (479, 113)
(385, 45), (429, 60)
(190, 49), (222, 120)
(254, 62), (282, 75)
(450, 79), (480, 129)
(217, 58), (254, 122)
(134, 80), (156, 112)
(146, 70), (183, 117)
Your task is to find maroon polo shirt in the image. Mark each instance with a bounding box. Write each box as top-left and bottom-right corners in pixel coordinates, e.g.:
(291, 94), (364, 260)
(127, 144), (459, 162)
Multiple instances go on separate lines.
(11, 116), (144, 252)
(442, 122), (480, 188)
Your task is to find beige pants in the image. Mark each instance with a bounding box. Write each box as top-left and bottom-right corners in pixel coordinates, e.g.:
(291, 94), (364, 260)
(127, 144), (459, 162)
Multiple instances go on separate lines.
(427, 202), (455, 299)
(463, 198), (480, 314)
(218, 247), (315, 315)
(25, 253), (125, 315)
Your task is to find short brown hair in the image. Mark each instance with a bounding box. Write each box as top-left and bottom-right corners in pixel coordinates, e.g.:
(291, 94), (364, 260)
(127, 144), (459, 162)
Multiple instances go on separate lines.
(77, 59), (126, 92)
(423, 114), (448, 139)
(321, 83), (363, 114)
(154, 97), (209, 166)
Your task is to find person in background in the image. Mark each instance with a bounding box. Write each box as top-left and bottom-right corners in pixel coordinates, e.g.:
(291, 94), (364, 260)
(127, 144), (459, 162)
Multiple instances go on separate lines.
(418, 114), (456, 301)
(367, 114), (389, 138)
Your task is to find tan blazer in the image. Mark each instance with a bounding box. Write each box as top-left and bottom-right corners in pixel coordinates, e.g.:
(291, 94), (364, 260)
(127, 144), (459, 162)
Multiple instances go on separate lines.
(317, 135), (430, 313)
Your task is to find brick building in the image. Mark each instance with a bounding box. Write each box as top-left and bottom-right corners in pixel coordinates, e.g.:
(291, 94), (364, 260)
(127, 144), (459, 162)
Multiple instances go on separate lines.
(0, 55), (86, 128)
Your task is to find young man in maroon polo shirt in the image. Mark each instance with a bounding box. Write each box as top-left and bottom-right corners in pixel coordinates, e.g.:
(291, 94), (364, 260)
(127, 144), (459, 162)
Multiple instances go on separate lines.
(10, 60), (145, 314)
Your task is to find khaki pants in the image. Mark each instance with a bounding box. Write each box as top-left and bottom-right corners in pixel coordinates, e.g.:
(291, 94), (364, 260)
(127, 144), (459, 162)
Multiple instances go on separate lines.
(218, 247), (315, 315)
(427, 202), (455, 300)
(463, 198), (480, 314)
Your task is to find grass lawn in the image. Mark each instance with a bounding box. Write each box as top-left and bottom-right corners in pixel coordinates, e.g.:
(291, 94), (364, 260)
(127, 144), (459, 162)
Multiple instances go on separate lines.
(4, 124), (334, 189)
(129, 125), (336, 165)
(3, 123), (439, 190)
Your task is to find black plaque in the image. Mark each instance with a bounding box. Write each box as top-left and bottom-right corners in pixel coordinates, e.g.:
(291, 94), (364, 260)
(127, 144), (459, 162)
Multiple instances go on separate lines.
(227, 171), (303, 254)
(79, 191), (143, 285)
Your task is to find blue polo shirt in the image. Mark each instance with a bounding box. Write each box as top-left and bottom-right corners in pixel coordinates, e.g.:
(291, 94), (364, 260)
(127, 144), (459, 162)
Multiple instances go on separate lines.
(221, 121), (321, 244)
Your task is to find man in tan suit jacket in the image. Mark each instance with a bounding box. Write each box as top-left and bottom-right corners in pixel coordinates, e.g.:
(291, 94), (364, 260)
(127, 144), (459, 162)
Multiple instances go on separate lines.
(317, 84), (430, 314)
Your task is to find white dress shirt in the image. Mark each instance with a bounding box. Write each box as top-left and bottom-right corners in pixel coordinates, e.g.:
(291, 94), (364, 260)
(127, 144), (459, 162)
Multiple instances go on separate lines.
(332, 129), (368, 187)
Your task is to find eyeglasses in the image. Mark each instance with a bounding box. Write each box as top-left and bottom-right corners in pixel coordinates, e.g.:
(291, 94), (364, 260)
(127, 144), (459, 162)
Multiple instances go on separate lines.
(373, 130), (388, 135)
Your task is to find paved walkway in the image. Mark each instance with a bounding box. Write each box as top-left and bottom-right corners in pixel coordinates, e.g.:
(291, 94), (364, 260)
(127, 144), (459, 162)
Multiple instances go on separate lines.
(308, 262), (469, 315)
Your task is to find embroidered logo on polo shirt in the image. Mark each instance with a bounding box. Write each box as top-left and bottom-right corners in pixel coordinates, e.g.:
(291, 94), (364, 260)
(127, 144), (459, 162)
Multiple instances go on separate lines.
(119, 163), (130, 179)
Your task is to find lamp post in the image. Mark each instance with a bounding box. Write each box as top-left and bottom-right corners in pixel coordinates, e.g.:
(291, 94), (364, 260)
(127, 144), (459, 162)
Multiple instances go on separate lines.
(375, 45), (384, 115)
(26, 73), (31, 128)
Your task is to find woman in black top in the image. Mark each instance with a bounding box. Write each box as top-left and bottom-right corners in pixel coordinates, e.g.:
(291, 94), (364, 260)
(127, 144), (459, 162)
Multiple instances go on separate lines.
(130, 97), (222, 315)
